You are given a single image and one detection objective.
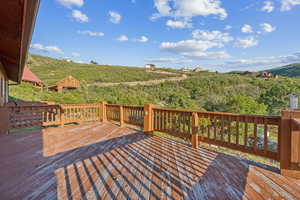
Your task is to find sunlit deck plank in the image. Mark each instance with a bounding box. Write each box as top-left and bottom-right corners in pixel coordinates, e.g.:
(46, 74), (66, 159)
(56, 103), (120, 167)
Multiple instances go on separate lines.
(0, 122), (300, 200)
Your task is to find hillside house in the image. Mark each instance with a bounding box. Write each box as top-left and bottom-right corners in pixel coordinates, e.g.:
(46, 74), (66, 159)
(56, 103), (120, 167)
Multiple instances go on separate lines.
(257, 72), (273, 79)
(22, 66), (44, 89)
(48, 75), (81, 92)
(144, 64), (156, 70)
(193, 67), (203, 72)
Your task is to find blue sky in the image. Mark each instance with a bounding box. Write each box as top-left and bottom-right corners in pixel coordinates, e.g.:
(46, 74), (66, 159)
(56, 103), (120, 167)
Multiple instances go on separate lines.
(30, 0), (300, 72)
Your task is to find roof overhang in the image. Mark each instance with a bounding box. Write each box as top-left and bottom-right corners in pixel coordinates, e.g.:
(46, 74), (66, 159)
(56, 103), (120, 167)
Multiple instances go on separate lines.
(0, 0), (40, 83)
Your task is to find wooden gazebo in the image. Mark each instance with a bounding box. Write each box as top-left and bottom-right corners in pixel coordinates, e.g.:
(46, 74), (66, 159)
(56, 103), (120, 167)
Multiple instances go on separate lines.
(48, 75), (80, 92)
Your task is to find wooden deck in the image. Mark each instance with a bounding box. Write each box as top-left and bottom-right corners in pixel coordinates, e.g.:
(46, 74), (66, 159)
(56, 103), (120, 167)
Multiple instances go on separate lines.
(0, 123), (300, 200)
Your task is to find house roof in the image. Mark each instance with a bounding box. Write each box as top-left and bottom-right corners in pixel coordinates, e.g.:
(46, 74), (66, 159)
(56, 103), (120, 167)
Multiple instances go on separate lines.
(22, 66), (42, 83)
(0, 0), (40, 82)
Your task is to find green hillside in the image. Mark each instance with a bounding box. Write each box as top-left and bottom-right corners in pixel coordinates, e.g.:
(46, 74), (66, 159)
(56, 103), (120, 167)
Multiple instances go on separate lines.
(10, 55), (300, 116)
(265, 63), (300, 77)
(27, 54), (176, 85)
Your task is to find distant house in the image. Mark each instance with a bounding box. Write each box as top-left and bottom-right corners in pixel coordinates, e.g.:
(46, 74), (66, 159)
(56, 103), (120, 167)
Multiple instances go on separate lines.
(90, 60), (98, 65)
(257, 72), (272, 79)
(22, 66), (44, 89)
(48, 75), (81, 93)
(193, 67), (203, 72)
(145, 64), (156, 70)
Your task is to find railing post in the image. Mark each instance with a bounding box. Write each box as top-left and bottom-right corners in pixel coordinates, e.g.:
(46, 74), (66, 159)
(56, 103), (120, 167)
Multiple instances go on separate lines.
(280, 110), (300, 179)
(120, 105), (124, 127)
(144, 104), (153, 134)
(192, 112), (199, 148)
(101, 101), (107, 123)
(0, 105), (9, 135)
(60, 106), (65, 128)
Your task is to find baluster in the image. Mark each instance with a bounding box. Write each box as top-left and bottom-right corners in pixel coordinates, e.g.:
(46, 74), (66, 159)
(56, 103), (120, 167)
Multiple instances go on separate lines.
(236, 116), (240, 145)
(228, 116), (231, 143)
(214, 115), (217, 140)
(244, 116), (248, 147)
(208, 115), (211, 139)
(264, 117), (268, 154)
(221, 115), (224, 141)
(254, 118), (258, 151)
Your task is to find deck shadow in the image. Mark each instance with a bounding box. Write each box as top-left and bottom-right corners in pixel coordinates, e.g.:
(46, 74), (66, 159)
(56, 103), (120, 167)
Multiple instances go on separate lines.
(0, 123), (291, 200)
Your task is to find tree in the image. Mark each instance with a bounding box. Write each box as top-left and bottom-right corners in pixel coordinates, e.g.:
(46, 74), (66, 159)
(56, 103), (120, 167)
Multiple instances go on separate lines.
(225, 95), (267, 115)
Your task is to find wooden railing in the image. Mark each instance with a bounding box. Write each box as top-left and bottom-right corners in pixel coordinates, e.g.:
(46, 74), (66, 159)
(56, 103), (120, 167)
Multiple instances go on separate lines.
(7, 105), (60, 130)
(61, 104), (101, 125)
(195, 111), (280, 160)
(105, 104), (144, 128)
(123, 105), (144, 127)
(106, 104), (121, 122)
(153, 108), (192, 140)
(3, 101), (300, 178)
(152, 108), (281, 160)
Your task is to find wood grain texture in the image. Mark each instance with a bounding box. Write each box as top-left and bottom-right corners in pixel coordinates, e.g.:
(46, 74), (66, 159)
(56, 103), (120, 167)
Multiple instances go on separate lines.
(0, 122), (299, 199)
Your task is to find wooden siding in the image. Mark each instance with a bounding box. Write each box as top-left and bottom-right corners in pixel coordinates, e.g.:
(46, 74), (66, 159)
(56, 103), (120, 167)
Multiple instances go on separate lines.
(0, 122), (300, 199)
(48, 76), (81, 92)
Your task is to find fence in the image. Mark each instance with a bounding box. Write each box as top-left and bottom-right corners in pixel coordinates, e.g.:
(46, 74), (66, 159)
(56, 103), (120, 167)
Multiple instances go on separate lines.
(61, 104), (101, 125)
(5, 103), (102, 130)
(7, 104), (61, 129)
(2, 101), (300, 178)
(152, 108), (281, 160)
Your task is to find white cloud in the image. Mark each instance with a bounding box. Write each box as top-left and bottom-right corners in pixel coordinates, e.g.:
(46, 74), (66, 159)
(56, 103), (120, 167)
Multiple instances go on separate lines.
(72, 52), (80, 57)
(261, 1), (275, 13)
(117, 35), (129, 41)
(234, 37), (259, 48)
(56, 0), (84, 8)
(151, 0), (227, 20)
(161, 40), (221, 53)
(281, 0), (300, 11)
(72, 10), (88, 22)
(160, 39), (229, 59)
(192, 30), (233, 43)
(135, 36), (149, 43)
(78, 30), (104, 37)
(145, 57), (193, 64)
(241, 24), (253, 33)
(166, 20), (192, 29)
(224, 25), (232, 30)
(260, 23), (276, 32)
(109, 11), (121, 24)
(30, 43), (64, 54)
(180, 51), (230, 59)
(221, 51), (300, 70)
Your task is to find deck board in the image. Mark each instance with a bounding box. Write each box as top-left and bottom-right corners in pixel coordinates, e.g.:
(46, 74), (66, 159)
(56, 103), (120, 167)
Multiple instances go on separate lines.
(0, 122), (300, 200)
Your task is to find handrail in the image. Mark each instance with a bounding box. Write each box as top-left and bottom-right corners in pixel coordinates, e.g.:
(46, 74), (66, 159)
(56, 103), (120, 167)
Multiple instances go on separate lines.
(4, 102), (300, 178)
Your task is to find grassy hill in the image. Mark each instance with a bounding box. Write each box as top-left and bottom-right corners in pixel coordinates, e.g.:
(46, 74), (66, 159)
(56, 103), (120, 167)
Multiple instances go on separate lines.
(27, 54), (176, 85)
(9, 54), (300, 116)
(265, 63), (300, 77)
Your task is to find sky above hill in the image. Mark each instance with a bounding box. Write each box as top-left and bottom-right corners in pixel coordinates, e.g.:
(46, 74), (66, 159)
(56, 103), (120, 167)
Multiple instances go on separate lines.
(30, 0), (300, 72)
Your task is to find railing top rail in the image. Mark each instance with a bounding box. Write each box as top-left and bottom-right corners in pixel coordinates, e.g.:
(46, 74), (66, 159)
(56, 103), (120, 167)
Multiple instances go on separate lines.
(153, 107), (281, 119)
(123, 105), (144, 109)
(7, 105), (60, 108)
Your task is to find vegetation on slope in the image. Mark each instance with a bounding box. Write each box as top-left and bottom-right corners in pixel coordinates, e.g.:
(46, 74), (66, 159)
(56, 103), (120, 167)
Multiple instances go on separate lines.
(265, 63), (300, 77)
(10, 68), (300, 116)
(27, 54), (176, 85)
